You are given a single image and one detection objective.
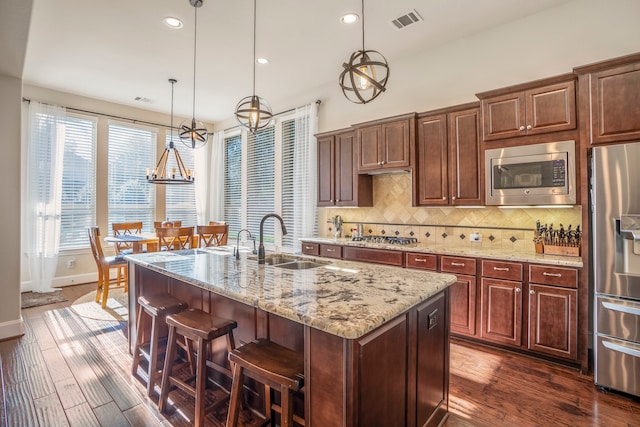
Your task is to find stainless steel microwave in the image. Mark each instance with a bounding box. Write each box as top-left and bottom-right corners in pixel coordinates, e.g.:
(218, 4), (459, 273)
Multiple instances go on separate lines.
(485, 140), (576, 206)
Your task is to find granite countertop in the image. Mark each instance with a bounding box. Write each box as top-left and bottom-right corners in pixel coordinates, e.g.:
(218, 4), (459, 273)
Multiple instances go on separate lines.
(301, 237), (584, 268)
(125, 248), (457, 340)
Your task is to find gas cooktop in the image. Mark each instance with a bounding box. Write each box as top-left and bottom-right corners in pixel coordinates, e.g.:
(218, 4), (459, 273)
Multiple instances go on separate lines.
(351, 235), (419, 245)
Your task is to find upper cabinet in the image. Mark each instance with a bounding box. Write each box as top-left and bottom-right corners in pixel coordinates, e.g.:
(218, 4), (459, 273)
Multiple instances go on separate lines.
(477, 74), (576, 142)
(413, 103), (482, 206)
(317, 129), (372, 207)
(574, 53), (640, 145)
(355, 113), (415, 173)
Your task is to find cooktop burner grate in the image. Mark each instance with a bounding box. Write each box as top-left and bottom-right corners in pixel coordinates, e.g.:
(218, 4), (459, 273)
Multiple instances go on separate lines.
(351, 235), (419, 245)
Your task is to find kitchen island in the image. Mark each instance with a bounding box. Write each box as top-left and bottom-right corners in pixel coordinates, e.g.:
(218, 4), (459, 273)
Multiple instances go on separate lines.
(126, 247), (456, 426)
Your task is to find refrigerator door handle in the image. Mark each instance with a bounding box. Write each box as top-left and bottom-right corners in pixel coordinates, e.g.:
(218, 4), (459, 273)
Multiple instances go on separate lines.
(602, 340), (640, 358)
(602, 301), (640, 316)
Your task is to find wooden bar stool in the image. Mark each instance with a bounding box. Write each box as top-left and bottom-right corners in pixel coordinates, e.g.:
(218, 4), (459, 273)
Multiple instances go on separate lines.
(227, 339), (305, 427)
(158, 308), (237, 427)
(131, 293), (188, 397)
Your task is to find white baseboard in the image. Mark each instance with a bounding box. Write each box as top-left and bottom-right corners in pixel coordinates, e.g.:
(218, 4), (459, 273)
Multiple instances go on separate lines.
(0, 316), (24, 340)
(21, 272), (98, 292)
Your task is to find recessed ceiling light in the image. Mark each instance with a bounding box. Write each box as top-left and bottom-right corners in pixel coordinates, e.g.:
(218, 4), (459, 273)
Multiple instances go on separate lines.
(256, 58), (269, 65)
(340, 13), (359, 24)
(163, 17), (183, 29)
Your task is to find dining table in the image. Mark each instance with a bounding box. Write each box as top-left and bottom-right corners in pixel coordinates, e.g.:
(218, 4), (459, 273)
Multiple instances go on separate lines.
(104, 232), (159, 254)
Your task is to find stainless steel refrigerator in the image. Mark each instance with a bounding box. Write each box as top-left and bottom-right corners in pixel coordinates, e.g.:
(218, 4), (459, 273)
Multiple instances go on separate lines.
(592, 141), (640, 397)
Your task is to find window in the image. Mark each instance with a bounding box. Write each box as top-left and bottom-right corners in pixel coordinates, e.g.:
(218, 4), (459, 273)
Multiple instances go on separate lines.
(247, 128), (275, 243)
(107, 123), (156, 232)
(165, 133), (197, 225)
(222, 106), (317, 252)
(224, 134), (242, 239)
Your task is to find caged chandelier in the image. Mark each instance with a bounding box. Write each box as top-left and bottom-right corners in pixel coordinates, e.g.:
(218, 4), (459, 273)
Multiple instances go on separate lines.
(179, 0), (208, 149)
(147, 79), (195, 185)
(339, 0), (390, 104)
(234, 0), (273, 133)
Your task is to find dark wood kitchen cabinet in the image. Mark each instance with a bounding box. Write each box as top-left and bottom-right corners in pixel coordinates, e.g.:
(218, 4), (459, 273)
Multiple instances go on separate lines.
(527, 264), (578, 361)
(413, 103), (482, 206)
(441, 256), (477, 337)
(574, 54), (640, 144)
(480, 260), (524, 347)
(343, 246), (404, 266)
(478, 75), (576, 142)
(317, 129), (372, 207)
(356, 113), (415, 173)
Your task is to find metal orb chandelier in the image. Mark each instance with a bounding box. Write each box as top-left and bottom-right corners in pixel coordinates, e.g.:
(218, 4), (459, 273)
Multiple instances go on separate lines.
(179, 0), (208, 149)
(234, 0), (273, 133)
(339, 0), (390, 104)
(148, 79), (195, 185)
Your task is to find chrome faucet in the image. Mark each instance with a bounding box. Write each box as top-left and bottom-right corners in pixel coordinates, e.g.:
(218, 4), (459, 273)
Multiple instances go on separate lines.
(258, 213), (288, 264)
(235, 228), (256, 260)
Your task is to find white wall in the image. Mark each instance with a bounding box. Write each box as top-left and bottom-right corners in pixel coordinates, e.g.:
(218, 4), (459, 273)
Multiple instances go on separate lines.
(216, 0), (640, 134)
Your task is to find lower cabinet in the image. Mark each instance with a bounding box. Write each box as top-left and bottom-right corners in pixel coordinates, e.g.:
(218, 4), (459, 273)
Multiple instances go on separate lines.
(343, 246), (404, 266)
(441, 256), (477, 338)
(480, 277), (523, 347)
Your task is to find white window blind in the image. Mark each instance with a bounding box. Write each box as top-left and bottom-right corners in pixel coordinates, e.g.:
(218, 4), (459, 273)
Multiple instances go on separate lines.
(281, 119), (296, 249)
(59, 115), (97, 249)
(107, 123), (156, 232)
(247, 128), (275, 243)
(224, 134), (242, 239)
(165, 132), (197, 226)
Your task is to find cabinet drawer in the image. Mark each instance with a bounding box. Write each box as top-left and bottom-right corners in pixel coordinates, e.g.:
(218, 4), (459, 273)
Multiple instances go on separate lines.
(343, 246), (404, 266)
(320, 244), (342, 259)
(301, 242), (320, 256)
(481, 260), (523, 281)
(406, 253), (437, 271)
(529, 265), (577, 288)
(441, 256), (476, 275)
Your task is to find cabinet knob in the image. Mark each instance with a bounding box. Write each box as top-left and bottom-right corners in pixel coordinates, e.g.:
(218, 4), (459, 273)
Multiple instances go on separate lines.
(336, 199), (340, 203)
(442, 197), (447, 200)
(526, 124), (532, 130)
(452, 196), (456, 201)
(381, 160), (385, 165)
(519, 126), (525, 131)
(330, 199), (334, 203)
(529, 290), (536, 295)
(515, 287), (521, 293)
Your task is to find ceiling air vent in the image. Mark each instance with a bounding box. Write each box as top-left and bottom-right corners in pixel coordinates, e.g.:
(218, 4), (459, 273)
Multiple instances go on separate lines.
(391, 9), (423, 30)
(134, 96), (154, 104)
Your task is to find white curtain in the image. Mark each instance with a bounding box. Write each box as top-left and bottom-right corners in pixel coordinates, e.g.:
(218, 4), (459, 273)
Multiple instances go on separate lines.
(26, 102), (66, 293)
(194, 133), (212, 225)
(208, 130), (225, 222)
(292, 102), (318, 241)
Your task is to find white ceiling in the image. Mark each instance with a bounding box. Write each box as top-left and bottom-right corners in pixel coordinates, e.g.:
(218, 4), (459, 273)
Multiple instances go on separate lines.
(23, 0), (572, 123)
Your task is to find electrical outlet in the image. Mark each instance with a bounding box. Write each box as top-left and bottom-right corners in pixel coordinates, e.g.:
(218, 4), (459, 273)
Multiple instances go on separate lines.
(67, 259), (75, 269)
(470, 232), (482, 242)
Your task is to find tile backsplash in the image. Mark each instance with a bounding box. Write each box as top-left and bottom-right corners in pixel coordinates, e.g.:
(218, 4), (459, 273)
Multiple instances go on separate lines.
(319, 173), (581, 253)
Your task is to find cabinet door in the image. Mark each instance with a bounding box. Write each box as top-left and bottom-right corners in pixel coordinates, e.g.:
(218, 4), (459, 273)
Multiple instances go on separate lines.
(381, 120), (410, 169)
(335, 132), (355, 206)
(525, 80), (576, 135)
(480, 278), (522, 347)
(450, 274), (477, 337)
(320, 244), (342, 259)
(528, 284), (577, 360)
(448, 108), (482, 205)
(415, 114), (448, 205)
(317, 136), (335, 206)
(481, 92), (526, 141)
(589, 62), (640, 144)
(357, 125), (381, 171)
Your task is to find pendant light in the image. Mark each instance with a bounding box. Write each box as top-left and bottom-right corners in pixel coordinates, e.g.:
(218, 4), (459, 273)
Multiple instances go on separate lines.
(179, 0), (208, 149)
(147, 79), (195, 185)
(339, 0), (390, 104)
(234, 0), (273, 133)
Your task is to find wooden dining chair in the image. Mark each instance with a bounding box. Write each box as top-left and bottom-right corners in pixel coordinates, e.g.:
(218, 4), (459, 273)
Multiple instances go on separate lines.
(156, 226), (194, 251)
(197, 224), (229, 247)
(154, 220), (182, 229)
(112, 221), (143, 255)
(88, 226), (128, 308)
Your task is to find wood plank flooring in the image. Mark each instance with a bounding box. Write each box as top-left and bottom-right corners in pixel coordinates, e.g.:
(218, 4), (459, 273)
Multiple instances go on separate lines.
(1, 283), (639, 427)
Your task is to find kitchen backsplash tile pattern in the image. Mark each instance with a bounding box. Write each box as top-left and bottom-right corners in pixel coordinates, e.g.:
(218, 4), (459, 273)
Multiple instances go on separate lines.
(319, 174), (581, 253)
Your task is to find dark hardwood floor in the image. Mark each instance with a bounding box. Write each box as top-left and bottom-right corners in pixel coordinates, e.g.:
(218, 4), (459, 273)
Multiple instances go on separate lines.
(1, 283), (639, 426)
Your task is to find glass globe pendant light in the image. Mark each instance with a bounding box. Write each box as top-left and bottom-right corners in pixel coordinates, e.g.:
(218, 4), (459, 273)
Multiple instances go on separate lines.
(179, 0), (208, 149)
(234, 0), (273, 133)
(339, 0), (390, 104)
(147, 79), (195, 184)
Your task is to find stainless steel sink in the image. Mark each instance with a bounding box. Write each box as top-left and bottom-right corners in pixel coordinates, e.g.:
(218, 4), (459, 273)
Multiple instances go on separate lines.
(274, 260), (326, 270)
(248, 255), (299, 265)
